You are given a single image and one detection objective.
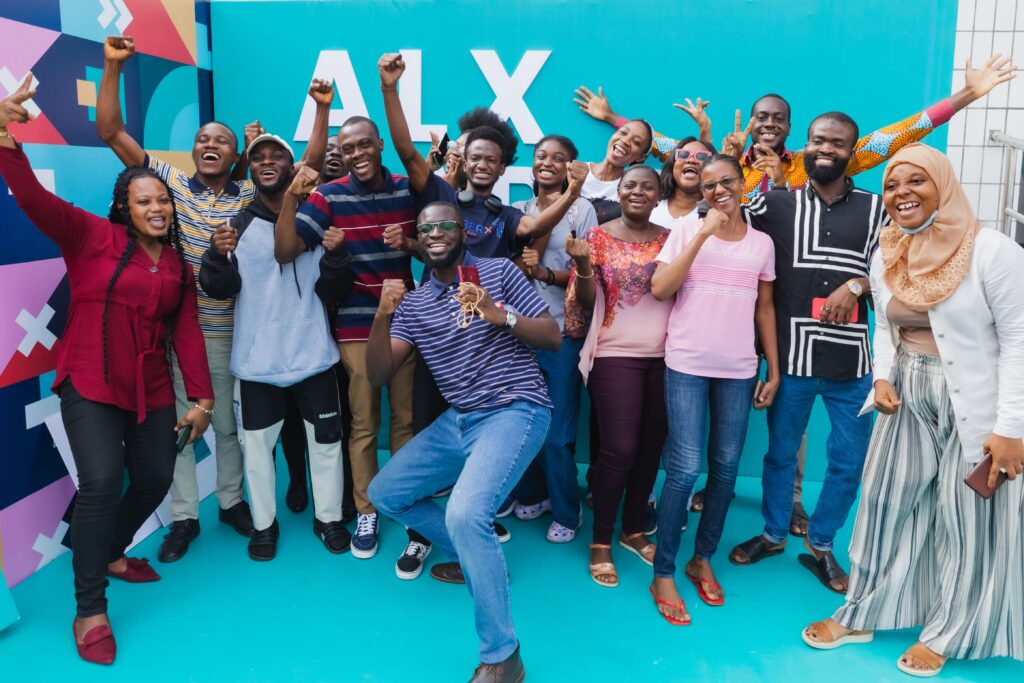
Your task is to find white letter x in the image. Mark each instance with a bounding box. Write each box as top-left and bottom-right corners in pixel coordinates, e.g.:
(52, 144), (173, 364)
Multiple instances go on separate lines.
(470, 50), (550, 144)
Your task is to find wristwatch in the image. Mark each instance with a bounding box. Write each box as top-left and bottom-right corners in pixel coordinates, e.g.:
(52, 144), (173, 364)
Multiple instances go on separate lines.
(846, 280), (863, 298)
(502, 310), (518, 330)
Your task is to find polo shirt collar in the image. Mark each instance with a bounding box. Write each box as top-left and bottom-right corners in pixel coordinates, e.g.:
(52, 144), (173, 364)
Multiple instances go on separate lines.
(347, 166), (396, 195)
(807, 176), (855, 204)
(428, 250), (477, 299)
(188, 173), (241, 196)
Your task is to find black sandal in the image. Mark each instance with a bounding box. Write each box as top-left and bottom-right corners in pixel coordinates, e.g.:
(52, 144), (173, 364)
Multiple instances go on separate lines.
(729, 535), (785, 565)
(798, 552), (848, 594)
(790, 502), (809, 537)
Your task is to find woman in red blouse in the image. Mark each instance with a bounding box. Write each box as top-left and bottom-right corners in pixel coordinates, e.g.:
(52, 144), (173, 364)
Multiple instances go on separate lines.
(0, 77), (214, 665)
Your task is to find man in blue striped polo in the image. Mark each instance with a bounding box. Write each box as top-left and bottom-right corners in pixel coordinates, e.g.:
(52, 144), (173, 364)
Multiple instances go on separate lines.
(367, 202), (560, 683)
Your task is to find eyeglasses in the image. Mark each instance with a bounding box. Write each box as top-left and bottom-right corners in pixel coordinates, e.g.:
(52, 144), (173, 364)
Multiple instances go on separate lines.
(415, 220), (461, 234)
(675, 149), (713, 161)
(701, 175), (741, 193)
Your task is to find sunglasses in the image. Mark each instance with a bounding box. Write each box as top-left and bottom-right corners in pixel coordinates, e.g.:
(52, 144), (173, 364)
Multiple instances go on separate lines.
(701, 175), (741, 193)
(415, 220), (461, 234)
(675, 149), (713, 161)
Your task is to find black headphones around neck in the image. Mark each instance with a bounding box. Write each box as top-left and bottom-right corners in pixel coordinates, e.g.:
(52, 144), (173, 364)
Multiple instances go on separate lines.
(457, 190), (504, 215)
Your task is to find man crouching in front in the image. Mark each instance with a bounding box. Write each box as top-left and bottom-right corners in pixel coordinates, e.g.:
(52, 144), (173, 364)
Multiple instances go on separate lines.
(367, 201), (559, 682)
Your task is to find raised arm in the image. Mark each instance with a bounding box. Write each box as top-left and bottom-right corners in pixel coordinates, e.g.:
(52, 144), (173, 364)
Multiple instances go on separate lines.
(275, 165), (321, 263)
(366, 280), (416, 386)
(96, 36), (146, 167)
(379, 53), (431, 193)
(301, 79), (334, 172)
(0, 77), (103, 254)
(846, 54), (1016, 176)
(573, 85), (712, 162)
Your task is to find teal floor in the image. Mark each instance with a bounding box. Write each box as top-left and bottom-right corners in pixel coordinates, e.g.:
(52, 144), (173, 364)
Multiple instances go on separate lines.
(2, 467), (1021, 682)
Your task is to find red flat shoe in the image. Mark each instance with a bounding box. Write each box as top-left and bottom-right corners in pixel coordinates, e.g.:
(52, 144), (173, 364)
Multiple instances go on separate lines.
(685, 571), (725, 606)
(73, 619), (116, 665)
(108, 557), (160, 583)
(649, 585), (690, 626)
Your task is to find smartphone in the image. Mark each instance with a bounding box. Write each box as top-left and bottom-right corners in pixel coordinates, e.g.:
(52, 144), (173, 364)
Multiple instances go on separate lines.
(457, 264), (481, 286)
(431, 132), (450, 167)
(175, 425), (193, 453)
(812, 297), (858, 324)
(964, 453), (1008, 499)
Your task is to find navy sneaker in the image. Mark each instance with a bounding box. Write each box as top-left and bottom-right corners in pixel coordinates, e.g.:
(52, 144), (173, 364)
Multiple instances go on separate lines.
(351, 512), (379, 559)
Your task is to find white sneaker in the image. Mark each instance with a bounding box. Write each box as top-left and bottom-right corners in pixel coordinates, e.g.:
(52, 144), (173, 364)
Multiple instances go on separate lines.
(395, 539), (432, 580)
(514, 499), (552, 521)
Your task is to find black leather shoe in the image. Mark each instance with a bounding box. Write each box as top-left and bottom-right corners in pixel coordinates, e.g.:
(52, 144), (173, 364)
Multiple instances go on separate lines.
(219, 501), (255, 537)
(469, 645), (525, 683)
(286, 479), (308, 513)
(314, 519), (351, 554)
(248, 520), (279, 561)
(429, 561), (465, 584)
(158, 519), (200, 563)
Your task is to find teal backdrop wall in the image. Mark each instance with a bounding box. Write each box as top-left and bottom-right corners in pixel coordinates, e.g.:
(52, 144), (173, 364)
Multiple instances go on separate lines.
(209, 0), (958, 481)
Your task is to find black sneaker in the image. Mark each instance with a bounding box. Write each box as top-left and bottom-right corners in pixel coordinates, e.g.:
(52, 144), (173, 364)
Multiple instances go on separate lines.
(219, 501), (255, 537)
(314, 519), (351, 554)
(494, 522), (511, 543)
(158, 519), (200, 563)
(341, 499), (357, 524)
(285, 479), (308, 514)
(395, 539), (432, 580)
(248, 520), (280, 561)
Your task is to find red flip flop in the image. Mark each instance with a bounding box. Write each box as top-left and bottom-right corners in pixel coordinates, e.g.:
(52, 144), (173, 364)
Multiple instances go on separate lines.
(649, 586), (691, 625)
(686, 571), (725, 606)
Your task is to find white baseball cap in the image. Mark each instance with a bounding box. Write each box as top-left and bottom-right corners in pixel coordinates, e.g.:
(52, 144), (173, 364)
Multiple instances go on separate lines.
(246, 133), (295, 160)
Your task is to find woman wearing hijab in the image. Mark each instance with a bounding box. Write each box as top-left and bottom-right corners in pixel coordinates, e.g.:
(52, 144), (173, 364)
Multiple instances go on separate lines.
(800, 143), (1024, 677)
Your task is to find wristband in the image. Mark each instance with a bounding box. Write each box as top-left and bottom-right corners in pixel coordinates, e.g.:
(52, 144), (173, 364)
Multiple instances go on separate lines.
(613, 116), (629, 129)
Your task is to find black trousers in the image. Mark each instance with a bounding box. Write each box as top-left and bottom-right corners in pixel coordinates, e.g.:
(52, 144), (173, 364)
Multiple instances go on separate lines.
(60, 379), (177, 618)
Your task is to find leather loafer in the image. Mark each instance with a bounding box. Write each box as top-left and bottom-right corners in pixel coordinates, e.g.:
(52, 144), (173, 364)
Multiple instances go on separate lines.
(469, 644), (524, 683)
(219, 501), (255, 537)
(108, 557), (160, 583)
(286, 479), (309, 513)
(248, 520), (280, 561)
(429, 561), (465, 584)
(157, 519), (199, 563)
(73, 619), (116, 665)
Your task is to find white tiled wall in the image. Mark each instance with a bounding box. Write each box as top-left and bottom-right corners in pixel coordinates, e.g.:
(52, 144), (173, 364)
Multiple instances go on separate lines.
(948, 0), (1024, 237)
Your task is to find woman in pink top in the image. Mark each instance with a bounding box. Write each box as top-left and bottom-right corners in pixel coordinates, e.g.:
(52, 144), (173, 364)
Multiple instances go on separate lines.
(565, 165), (672, 588)
(647, 154), (780, 625)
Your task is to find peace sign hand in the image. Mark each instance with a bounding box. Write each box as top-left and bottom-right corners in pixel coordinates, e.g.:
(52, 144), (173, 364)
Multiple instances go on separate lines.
(673, 97), (712, 139)
(0, 73), (36, 129)
(721, 110), (754, 158)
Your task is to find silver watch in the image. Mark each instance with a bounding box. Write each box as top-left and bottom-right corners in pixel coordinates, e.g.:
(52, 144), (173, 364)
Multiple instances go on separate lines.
(503, 310), (518, 330)
(846, 280), (863, 298)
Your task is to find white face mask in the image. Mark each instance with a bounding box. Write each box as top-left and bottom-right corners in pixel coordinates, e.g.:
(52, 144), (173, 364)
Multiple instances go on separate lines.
(899, 210), (938, 235)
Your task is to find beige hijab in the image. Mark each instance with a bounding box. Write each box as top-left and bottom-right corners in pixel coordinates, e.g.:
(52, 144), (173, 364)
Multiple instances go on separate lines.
(879, 143), (982, 312)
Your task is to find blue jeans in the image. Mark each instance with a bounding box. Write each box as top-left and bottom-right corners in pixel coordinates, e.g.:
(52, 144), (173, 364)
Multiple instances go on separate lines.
(512, 336), (583, 527)
(368, 400), (551, 664)
(654, 369), (756, 577)
(762, 373), (873, 550)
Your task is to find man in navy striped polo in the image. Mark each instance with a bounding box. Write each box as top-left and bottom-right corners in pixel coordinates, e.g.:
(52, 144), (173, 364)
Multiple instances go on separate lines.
(366, 202), (560, 683)
(276, 115), (422, 565)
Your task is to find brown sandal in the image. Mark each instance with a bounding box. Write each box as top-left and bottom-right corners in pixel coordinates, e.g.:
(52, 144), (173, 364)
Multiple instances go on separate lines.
(618, 532), (655, 565)
(589, 544), (618, 587)
(897, 642), (946, 677)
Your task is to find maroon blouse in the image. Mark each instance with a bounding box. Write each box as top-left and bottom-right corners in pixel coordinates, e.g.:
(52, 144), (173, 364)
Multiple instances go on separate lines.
(0, 145), (213, 421)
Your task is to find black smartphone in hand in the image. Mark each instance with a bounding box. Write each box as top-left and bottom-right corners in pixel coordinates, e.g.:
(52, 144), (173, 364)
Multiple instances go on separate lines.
(175, 425), (193, 453)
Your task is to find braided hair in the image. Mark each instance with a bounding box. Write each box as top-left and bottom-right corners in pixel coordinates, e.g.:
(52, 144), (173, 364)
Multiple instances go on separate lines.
(102, 167), (189, 383)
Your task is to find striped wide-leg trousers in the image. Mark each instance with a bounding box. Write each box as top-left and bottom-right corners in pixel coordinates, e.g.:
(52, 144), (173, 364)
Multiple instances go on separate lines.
(833, 349), (1024, 661)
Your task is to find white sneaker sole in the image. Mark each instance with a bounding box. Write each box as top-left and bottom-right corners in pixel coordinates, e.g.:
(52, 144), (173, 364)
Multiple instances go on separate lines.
(351, 542), (379, 559)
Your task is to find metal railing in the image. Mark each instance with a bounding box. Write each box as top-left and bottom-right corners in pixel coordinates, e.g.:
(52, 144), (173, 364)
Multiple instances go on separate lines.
(989, 130), (1024, 242)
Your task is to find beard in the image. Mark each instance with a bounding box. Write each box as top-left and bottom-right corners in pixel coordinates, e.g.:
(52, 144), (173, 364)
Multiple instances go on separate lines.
(255, 171), (292, 195)
(803, 151), (850, 184)
(424, 243), (464, 272)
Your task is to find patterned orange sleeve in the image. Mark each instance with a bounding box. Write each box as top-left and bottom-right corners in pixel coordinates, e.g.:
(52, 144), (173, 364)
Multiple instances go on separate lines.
(845, 99), (956, 176)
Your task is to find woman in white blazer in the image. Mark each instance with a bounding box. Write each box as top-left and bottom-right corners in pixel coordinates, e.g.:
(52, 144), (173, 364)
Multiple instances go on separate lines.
(798, 144), (1024, 677)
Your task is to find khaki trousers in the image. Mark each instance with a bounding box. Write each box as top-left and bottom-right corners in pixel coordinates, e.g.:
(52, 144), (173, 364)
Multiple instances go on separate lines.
(339, 342), (415, 513)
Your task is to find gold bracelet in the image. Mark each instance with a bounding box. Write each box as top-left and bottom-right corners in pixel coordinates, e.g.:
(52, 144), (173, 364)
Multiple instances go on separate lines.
(193, 403), (214, 417)
(575, 270), (594, 279)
